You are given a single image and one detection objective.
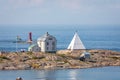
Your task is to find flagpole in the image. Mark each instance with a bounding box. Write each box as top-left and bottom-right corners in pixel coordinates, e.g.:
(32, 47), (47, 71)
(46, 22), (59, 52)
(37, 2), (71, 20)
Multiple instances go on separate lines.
(16, 36), (18, 52)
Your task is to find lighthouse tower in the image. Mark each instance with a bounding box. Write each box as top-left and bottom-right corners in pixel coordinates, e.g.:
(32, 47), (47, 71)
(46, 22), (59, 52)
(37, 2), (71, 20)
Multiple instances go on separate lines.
(27, 32), (32, 43)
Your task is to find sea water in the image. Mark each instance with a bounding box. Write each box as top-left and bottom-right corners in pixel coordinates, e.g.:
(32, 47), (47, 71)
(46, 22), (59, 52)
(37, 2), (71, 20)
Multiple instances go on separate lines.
(0, 66), (120, 80)
(0, 25), (120, 52)
(0, 25), (120, 80)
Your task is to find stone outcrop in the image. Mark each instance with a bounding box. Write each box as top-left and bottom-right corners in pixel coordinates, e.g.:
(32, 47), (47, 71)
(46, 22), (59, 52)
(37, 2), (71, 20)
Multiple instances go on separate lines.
(0, 50), (120, 70)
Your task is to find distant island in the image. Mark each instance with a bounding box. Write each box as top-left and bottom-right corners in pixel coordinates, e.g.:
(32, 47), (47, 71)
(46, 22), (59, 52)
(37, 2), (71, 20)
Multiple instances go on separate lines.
(0, 50), (120, 70)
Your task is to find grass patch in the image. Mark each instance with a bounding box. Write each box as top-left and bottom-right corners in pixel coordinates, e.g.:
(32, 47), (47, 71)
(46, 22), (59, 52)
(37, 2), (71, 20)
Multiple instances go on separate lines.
(58, 54), (66, 58)
(32, 63), (40, 69)
(32, 56), (45, 60)
(0, 56), (10, 60)
(110, 56), (120, 60)
(0, 59), (3, 63)
(26, 51), (33, 55)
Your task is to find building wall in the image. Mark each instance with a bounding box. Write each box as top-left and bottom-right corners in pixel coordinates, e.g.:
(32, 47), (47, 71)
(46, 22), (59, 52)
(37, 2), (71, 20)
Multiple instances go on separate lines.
(37, 41), (41, 47)
(45, 38), (56, 52)
(38, 37), (56, 53)
(41, 41), (46, 52)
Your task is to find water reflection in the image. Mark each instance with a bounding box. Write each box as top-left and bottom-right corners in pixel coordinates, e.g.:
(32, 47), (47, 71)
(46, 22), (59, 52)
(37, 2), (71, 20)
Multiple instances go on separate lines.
(36, 70), (57, 80)
(36, 69), (80, 80)
(0, 67), (120, 80)
(69, 70), (78, 80)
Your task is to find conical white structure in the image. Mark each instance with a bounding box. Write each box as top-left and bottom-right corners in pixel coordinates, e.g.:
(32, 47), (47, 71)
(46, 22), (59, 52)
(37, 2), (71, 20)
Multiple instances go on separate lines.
(67, 32), (85, 50)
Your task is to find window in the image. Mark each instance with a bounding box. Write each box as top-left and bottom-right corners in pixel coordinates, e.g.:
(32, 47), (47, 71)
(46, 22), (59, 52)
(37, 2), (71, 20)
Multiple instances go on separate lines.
(47, 42), (49, 45)
(49, 38), (52, 40)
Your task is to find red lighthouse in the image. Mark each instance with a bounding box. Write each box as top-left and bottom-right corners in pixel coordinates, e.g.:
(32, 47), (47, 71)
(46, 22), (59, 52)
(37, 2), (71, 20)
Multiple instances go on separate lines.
(28, 32), (32, 43)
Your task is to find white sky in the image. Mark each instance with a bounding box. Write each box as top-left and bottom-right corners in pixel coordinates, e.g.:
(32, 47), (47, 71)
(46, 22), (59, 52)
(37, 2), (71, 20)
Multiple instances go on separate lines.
(0, 0), (120, 25)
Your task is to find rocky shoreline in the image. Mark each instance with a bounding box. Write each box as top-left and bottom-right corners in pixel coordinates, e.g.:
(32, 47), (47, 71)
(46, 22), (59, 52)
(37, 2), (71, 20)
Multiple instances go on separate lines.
(0, 50), (120, 70)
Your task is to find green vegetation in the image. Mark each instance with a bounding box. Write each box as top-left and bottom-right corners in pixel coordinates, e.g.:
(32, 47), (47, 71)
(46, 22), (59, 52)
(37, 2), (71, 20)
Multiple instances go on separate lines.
(32, 56), (45, 60)
(32, 63), (40, 69)
(110, 56), (120, 60)
(91, 53), (95, 55)
(58, 54), (66, 58)
(26, 51), (33, 55)
(0, 56), (10, 60)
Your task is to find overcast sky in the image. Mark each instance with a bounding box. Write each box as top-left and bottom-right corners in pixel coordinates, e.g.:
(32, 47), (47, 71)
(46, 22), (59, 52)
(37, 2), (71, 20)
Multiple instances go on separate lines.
(0, 0), (120, 25)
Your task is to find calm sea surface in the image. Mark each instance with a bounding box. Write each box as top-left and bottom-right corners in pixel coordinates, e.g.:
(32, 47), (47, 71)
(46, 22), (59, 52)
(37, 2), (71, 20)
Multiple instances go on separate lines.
(0, 25), (120, 80)
(0, 66), (120, 80)
(0, 25), (120, 52)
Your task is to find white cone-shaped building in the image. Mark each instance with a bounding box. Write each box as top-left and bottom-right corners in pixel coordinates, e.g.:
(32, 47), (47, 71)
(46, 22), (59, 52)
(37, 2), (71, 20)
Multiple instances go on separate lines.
(67, 32), (85, 50)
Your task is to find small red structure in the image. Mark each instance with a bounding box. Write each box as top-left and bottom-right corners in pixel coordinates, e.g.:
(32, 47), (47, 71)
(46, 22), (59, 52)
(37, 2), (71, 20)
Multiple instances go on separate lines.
(27, 32), (32, 43)
(29, 32), (32, 41)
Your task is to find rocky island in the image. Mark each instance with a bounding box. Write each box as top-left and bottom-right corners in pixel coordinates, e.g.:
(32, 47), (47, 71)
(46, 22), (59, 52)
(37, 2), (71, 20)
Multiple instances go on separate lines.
(0, 50), (120, 70)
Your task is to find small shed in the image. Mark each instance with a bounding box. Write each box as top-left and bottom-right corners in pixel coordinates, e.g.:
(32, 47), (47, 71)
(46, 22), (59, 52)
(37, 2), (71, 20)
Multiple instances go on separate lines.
(28, 44), (40, 52)
(80, 52), (91, 61)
